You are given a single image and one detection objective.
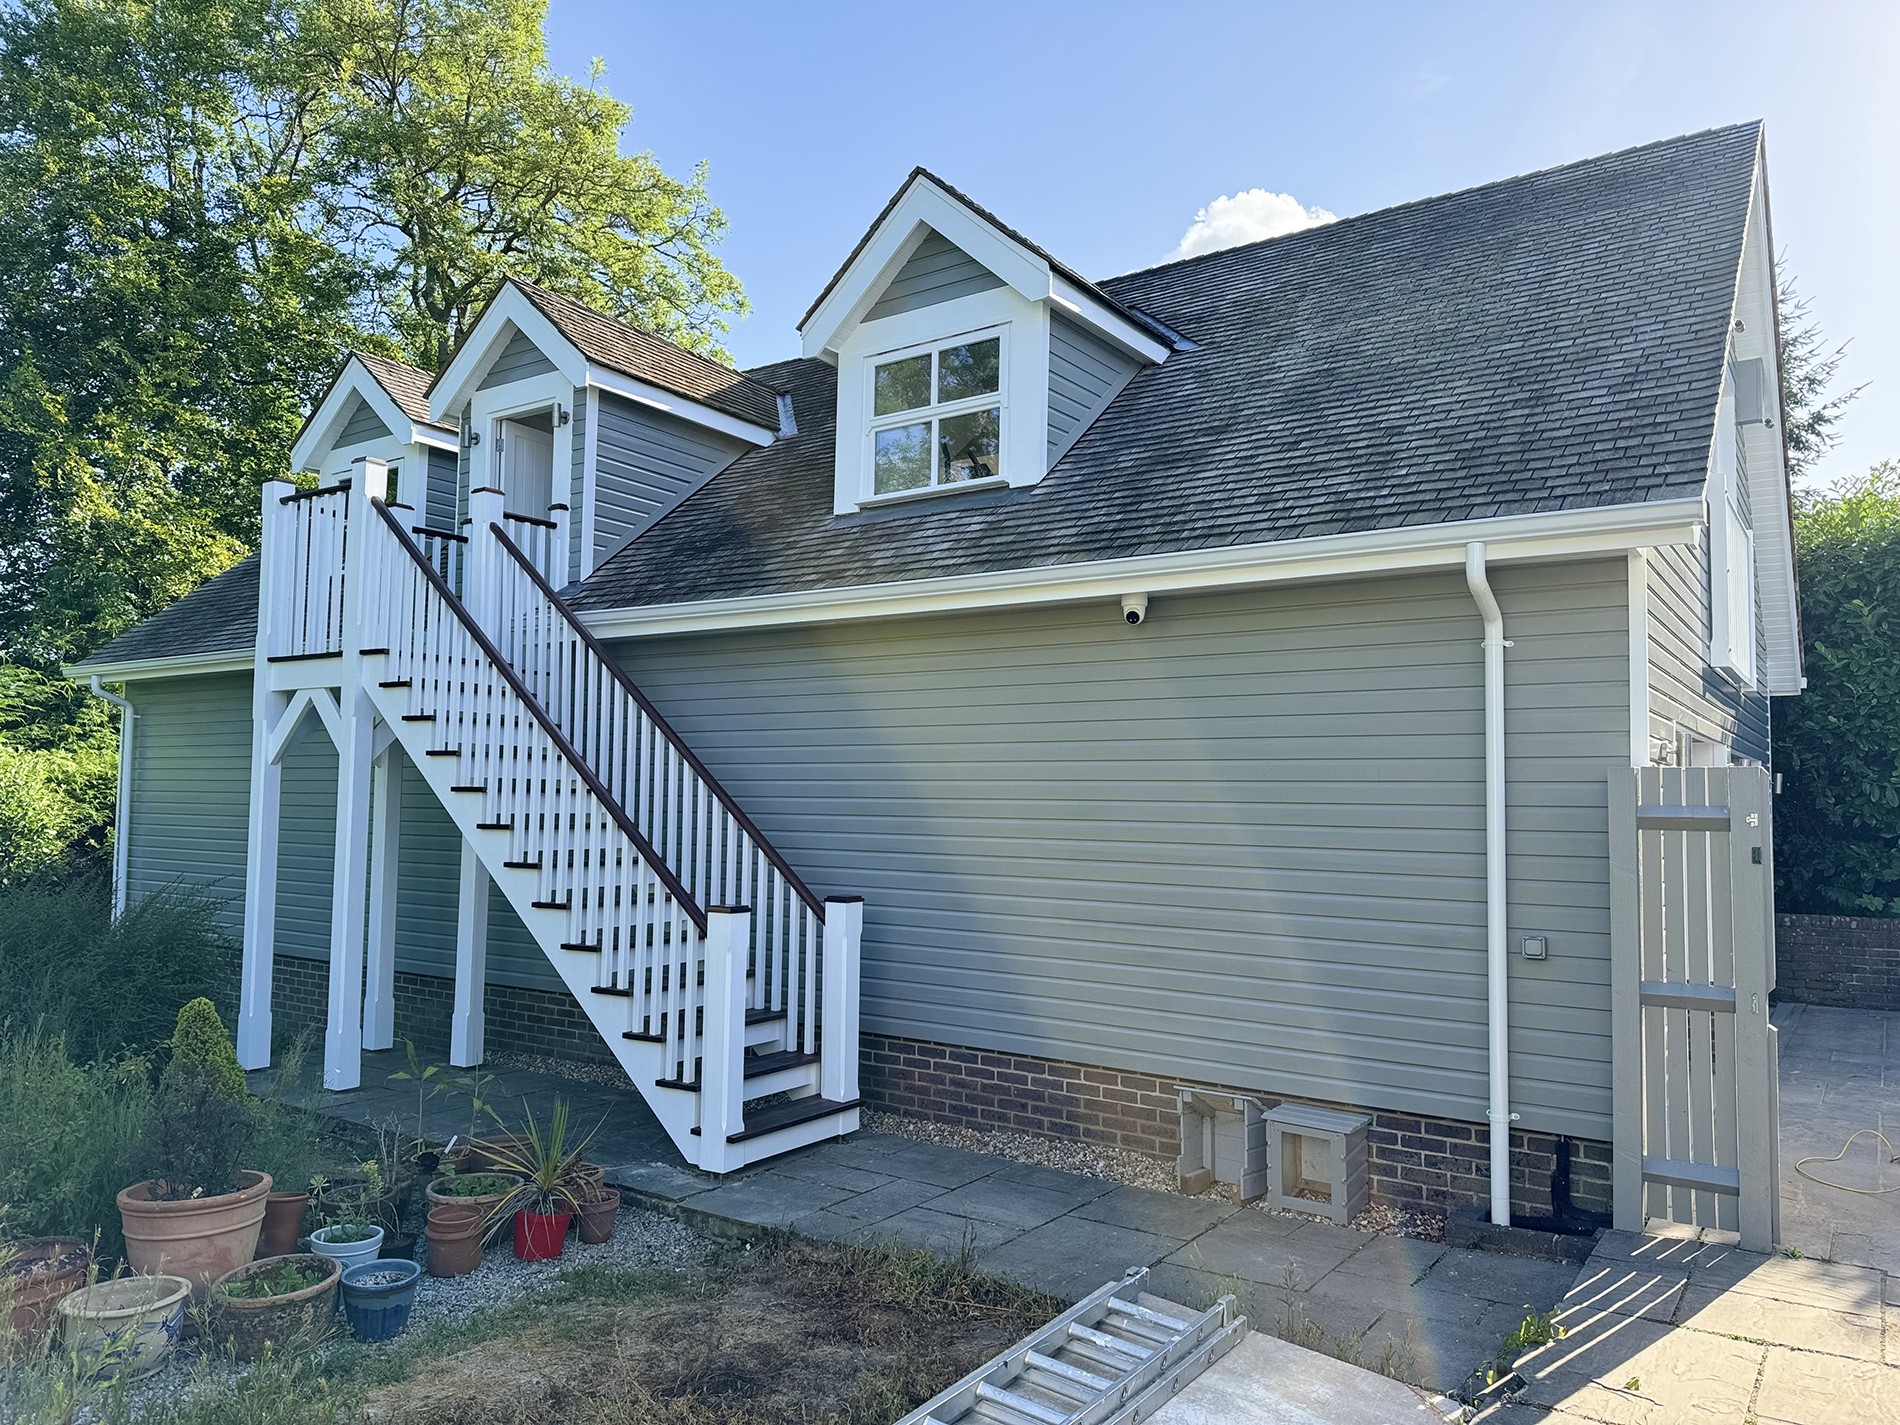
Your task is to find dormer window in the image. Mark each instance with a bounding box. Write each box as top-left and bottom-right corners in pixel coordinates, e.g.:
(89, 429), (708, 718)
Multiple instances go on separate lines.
(868, 330), (1005, 496)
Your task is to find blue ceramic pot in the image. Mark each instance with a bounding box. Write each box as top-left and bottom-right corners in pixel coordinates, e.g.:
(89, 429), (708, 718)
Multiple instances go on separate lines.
(339, 1257), (421, 1341)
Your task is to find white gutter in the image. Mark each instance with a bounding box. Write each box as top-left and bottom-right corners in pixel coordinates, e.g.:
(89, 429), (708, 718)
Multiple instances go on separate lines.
(1464, 543), (1514, 1228)
(88, 676), (135, 918)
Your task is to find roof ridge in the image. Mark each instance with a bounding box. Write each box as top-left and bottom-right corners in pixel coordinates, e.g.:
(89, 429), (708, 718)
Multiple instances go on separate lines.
(1104, 120), (1764, 286)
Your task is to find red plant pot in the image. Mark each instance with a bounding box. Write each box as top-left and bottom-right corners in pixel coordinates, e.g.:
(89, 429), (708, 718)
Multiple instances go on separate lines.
(511, 1210), (570, 1262)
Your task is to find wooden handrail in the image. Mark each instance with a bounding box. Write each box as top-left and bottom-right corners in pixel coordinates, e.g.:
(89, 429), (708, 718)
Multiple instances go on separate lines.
(412, 524), (469, 543)
(501, 509), (559, 530)
(280, 480), (351, 505)
(489, 521), (827, 923)
(372, 499), (708, 933)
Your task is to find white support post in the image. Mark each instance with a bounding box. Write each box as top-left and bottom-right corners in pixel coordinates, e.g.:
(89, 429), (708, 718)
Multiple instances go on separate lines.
(451, 838), (489, 1067)
(820, 896), (864, 1104)
(323, 457), (388, 1092)
(548, 501), (572, 585)
(363, 745), (402, 1052)
(239, 476), (296, 1071)
(1731, 770), (1778, 1251)
(698, 907), (752, 1171)
(465, 485), (506, 629)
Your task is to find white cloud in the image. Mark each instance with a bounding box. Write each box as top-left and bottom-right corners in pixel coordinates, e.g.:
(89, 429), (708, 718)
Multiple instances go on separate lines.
(1166, 188), (1338, 262)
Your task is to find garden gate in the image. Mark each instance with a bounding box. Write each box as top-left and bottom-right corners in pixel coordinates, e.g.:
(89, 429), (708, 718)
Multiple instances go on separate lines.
(1609, 766), (1781, 1251)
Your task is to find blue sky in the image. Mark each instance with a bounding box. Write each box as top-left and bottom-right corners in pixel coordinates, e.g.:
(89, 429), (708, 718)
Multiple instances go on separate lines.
(545, 1), (1898, 488)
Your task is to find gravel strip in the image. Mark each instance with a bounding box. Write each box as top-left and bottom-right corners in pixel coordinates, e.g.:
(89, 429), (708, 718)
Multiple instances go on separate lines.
(487, 1049), (635, 1089)
(861, 1108), (1446, 1242)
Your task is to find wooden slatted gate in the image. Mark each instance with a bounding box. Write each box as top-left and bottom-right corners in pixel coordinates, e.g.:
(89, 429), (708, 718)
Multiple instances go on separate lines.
(1609, 766), (1781, 1251)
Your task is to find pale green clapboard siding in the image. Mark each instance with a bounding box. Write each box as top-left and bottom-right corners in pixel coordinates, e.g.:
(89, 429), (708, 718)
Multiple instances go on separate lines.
(1647, 530), (1771, 765)
(123, 672), (559, 990)
(478, 327), (557, 388)
(335, 394), (391, 447)
(608, 560), (1630, 1139)
(588, 392), (743, 568)
(1047, 315), (1137, 464)
(123, 674), (252, 933)
(864, 228), (1005, 322)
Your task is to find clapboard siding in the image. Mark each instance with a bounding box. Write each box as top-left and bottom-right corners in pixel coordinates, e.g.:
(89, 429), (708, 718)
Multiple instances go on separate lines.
(589, 392), (743, 567)
(1647, 530), (1771, 764)
(610, 559), (1630, 1138)
(336, 395), (391, 446)
(479, 326), (557, 388)
(865, 228), (1005, 322)
(425, 448), (458, 533)
(568, 385), (588, 580)
(122, 673), (559, 992)
(123, 674), (252, 932)
(1047, 316), (1138, 465)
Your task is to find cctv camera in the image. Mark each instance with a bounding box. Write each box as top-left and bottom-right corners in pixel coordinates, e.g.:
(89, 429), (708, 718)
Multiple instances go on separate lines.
(1121, 593), (1148, 626)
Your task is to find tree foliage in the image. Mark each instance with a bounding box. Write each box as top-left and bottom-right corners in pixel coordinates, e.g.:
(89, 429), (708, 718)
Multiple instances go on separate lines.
(1776, 261), (1862, 482)
(1775, 463), (1900, 913)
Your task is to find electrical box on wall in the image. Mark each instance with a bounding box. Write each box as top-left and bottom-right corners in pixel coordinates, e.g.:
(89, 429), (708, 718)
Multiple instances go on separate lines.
(1521, 935), (1549, 961)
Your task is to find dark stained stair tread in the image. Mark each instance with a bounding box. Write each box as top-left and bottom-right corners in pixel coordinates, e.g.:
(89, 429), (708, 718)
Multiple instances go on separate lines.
(655, 1048), (819, 1092)
(690, 1096), (861, 1143)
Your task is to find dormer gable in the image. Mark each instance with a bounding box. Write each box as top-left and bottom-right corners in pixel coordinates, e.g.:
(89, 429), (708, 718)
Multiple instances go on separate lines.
(289, 352), (459, 526)
(800, 170), (1172, 515)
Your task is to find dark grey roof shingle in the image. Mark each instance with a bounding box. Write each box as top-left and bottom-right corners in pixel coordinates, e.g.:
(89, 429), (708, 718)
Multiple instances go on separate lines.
(355, 352), (448, 431)
(573, 123), (1760, 614)
(72, 557), (258, 669)
(509, 280), (783, 431)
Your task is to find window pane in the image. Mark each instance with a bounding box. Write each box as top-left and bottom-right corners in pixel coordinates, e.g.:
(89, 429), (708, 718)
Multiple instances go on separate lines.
(874, 422), (932, 493)
(873, 354), (931, 416)
(936, 337), (1000, 403)
(938, 407), (1000, 483)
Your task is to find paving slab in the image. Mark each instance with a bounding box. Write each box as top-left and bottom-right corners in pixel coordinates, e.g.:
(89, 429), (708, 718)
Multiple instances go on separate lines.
(1355, 1305), (1518, 1396)
(974, 1214), (1177, 1302)
(602, 1159), (712, 1201)
(1556, 1261), (1688, 1325)
(982, 1159), (1120, 1202)
(1145, 1331), (1450, 1424)
(870, 1204), (1025, 1257)
(1512, 1310), (1765, 1424)
(871, 1139), (1005, 1189)
(1673, 1282), (1885, 1359)
(1417, 1246), (1579, 1309)
(812, 1177), (944, 1224)
(1164, 1214), (1345, 1292)
(1069, 1184), (1239, 1242)
(927, 1175), (1096, 1231)
(1321, 1233), (1449, 1286)
(766, 1153), (900, 1194)
(1753, 1348), (1900, 1425)
(678, 1173), (858, 1228)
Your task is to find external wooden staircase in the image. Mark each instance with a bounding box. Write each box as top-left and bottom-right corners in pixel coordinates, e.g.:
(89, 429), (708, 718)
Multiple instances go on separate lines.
(245, 461), (860, 1172)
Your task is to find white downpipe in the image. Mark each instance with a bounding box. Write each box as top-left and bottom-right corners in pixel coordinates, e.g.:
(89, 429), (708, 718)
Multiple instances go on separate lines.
(1464, 543), (1514, 1227)
(89, 676), (135, 918)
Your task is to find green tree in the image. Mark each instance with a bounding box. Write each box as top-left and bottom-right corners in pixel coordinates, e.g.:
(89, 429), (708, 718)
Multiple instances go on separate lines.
(1776, 261), (1863, 482)
(1775, 463), (1900, 913)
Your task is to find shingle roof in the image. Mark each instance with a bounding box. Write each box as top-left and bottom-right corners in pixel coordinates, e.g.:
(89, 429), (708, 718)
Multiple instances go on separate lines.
(509, 280), (783, 431)
(72, 556), (258, 669)
(355, 352), (449, 432)
(572, 123), (1762, 614)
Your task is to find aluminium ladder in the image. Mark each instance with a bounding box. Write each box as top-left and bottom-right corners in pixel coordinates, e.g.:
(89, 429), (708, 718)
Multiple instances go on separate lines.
(897, 1268), (1248, 1425)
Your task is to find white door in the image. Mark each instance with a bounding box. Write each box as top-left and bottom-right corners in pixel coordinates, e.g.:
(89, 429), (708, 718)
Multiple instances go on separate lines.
(498, 419), (555, 515)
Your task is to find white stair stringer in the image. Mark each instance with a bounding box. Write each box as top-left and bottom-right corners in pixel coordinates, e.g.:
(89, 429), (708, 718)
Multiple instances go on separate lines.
(355, 496), (860, 1171)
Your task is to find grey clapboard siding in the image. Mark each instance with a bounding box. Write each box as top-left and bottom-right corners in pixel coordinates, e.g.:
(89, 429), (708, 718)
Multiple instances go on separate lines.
(865, 228), (1005, 322)
(456, 411), (471, 529)
(336, 395), (392, 446)
(122, 673), (559, 991)
(1646, 531), (1771, 764)
(479, 326), (558, 389)
(1047, 316), (1139, 466)
(568, 385), (588, 580)
(589, 392), (744, 568)
(609, 560), (1631, 1139)
(425, 448), (459, 533)
(123, 674), (252, 933)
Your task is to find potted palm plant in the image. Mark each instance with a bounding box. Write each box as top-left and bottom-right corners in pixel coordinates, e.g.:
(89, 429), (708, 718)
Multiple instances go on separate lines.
(484, 1098), (599, 1262)
(116, 1000), (271, 1302)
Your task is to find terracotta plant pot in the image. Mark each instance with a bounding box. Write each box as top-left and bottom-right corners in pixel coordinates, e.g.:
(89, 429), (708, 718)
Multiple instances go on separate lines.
(570, 1161), (606, 1197)
(256, 1191), (309, 1259)
(423, 1210), (485, 1278)
(512, 1209), (569, 1261)
(3, 1237), (91, 1337)
(466, 1134), (530, 1171)
(576, 1189), (619, 1245)
(208, 1252), (340, 1362)
(58, 1275), (192, 1380)
(424, 1172), (521, 1223)
(117, 1171), (272, 1302)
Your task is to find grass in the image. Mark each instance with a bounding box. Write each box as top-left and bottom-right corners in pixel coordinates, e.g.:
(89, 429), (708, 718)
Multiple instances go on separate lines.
(4, 1232), (1060, 1425)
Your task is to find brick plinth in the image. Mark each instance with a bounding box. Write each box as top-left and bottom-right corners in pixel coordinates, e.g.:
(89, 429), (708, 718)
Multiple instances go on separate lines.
(1775, 913), (1900, 1012)
(859, 1032), (1609, 1221)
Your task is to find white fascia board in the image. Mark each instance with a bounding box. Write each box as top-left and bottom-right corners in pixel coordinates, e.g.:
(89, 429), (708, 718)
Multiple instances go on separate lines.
(581, 498), (1706, 642)
(64, 650), (255, 683)
(802, 179), (1056, 360)
(583, 365), (776, 447)
(1048, 275), (1171, 365)
(291, 357), (422, 472)
(411, 423), (459, 452)
(430, 285), (588, 422)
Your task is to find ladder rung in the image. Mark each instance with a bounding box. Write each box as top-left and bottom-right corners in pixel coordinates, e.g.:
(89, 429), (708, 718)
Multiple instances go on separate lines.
(1022, 1351), (1111, 1393)
(972, 1382), (1067, 1425)
(1068, 1322), (1151, 1360)
(1107, 1297), (1192, 1333)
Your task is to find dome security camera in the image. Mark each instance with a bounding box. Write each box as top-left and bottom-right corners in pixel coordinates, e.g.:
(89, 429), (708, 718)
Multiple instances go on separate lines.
(1121, 593), (1148, 626)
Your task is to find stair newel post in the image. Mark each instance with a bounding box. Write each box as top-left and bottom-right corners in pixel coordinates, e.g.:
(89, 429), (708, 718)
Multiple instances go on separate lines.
(698, 905), (752, 1172)
(820, 896), (864, 1105)
(464, 486), (506, 634)
(238, 476), (298, 1071)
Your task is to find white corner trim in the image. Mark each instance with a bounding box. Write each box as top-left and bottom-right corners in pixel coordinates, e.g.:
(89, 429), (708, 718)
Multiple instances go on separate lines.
(1627, 548), (1652, 767)
(584, 365), (776, 447)
(581, 498), (1707, 641)
(64, 650), (256, 683)
(291, 357), (453, 473)
(1048, 275), (1170, 365)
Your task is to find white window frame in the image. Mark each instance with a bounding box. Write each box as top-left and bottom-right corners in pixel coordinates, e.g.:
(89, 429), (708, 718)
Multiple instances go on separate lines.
(860, 324), (1010, 503)
(1708, 369), (1757, 686)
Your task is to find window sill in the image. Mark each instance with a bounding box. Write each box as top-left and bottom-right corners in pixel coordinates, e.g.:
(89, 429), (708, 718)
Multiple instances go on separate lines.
(855, 476), (1008, 510)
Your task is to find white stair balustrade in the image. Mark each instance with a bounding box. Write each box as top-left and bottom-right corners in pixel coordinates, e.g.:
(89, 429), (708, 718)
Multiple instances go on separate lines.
(244, 465), (863, 1169)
